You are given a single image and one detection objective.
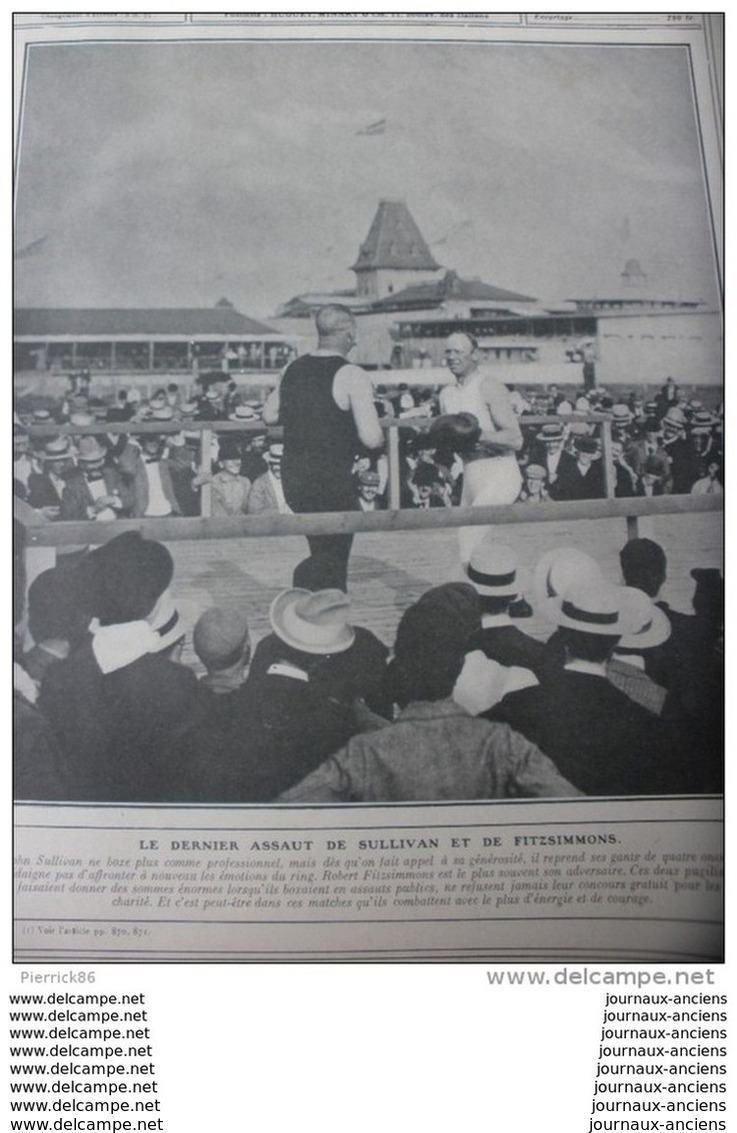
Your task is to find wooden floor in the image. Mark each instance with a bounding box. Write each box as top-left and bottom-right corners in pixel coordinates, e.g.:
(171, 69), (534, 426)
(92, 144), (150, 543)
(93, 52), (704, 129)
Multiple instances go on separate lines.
(169, 511), (723, 668)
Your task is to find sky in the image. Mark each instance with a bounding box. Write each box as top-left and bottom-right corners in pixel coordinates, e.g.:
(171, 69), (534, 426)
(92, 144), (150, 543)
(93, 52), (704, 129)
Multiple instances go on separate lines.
(14, 38), (721, 319)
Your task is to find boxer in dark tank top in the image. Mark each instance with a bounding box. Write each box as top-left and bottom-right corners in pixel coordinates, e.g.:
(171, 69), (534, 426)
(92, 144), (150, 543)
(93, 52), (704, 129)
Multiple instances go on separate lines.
(263, 305), (384, 591)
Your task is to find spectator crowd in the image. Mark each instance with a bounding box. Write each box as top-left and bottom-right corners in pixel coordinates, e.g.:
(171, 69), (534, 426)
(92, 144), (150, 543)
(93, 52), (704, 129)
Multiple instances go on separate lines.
(14, 526), (722, 805)
(14, 373), (723, 525)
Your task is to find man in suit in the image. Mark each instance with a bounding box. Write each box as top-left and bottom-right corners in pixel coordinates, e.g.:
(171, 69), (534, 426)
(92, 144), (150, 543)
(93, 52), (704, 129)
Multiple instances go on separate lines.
(27, 437), (76, 516)
(454, 538), (547, 714)
(246, 443), (293, 515)
(661, 408), (700, 493)
(39, 532), (204, 802)
(552, 435), (605, 501)
(625, 418), (672, 493)
(278, 584), (579, 804)
(356, 469), (386, 511)
(487, 577), (685, 796)
(120, 412), (182, 518)
(528, 423), (566, 494)
(59, 437), (128, 521)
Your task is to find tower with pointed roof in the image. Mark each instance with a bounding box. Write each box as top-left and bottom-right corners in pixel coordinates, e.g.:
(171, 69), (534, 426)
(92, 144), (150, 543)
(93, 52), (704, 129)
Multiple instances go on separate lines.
(351, 199), (443, 300)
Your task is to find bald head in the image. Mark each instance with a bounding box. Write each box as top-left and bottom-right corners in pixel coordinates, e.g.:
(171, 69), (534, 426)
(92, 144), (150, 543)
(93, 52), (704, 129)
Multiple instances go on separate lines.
(315, 304), (356, 351)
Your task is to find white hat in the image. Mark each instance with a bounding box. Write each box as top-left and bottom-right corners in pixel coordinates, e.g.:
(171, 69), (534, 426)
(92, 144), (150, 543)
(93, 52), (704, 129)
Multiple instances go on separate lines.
(70, 410), (95, 427)
(466, 539), (519, 597)
(616, 588), (671, 650)
(663, 407), (687, 429)
(269, 588), (355, 655)
(543, 580), (628, 636)
(264, 443), (284, 462)
(532, 548), (604, 608)
(149, 589), (184, 652)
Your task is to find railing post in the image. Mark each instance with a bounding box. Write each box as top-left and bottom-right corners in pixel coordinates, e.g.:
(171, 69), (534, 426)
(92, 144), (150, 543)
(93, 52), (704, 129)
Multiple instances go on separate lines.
(200, 428), (213, 517)
(388, 423), (401, 510)
(626, 515), (640, 541)
(601, 417), (615, 499)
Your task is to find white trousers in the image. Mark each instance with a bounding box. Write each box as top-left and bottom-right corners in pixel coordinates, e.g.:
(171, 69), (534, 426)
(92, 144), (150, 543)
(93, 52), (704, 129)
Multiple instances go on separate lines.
(459, 455), (522, 564)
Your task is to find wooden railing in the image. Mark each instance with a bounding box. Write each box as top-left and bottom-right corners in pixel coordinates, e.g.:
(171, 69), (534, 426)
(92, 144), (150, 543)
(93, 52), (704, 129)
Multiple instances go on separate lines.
(17, 488), (722, 547)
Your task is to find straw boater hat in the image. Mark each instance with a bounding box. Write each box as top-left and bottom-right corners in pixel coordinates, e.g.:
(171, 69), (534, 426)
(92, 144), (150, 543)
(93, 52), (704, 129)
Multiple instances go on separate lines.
(151, 405), (174, 422)
(32, 408), (53, 424)
(229, 404), (258, 422)
(466, 540), (519, 598)
(148, 589), (184, 652)
(41, 436), (73, 462)
(77, 436), (108, 464)
(532, 547), (604, 608)
(611, 404), (633, 425)
(538, 423), (564, 443)
(269, 588), (355, 655)
(616, 587), (671, 651)
(663, 407), (687, 432)
(264, 442), (283, 463)
(69, 410), (95, 427)
(543, 579), (628, 636)
(690, 409), (716, 434)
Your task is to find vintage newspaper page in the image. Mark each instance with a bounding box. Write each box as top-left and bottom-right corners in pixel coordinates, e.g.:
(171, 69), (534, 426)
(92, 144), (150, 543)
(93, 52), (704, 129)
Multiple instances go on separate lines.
(13, 13), (723, 964)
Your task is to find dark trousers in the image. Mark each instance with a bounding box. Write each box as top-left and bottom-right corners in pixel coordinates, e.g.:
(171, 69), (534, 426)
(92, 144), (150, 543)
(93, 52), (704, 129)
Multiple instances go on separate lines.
(292, 534), (354, 592)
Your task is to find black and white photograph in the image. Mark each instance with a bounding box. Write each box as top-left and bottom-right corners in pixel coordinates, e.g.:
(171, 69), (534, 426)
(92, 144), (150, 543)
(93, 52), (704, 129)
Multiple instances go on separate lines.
(12, 13), (723, 963)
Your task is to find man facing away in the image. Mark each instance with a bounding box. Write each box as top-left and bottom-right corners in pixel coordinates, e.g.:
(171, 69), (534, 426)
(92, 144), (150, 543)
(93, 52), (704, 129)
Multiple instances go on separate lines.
(262, 304), (383, 591)
(278, 583), (579, 804)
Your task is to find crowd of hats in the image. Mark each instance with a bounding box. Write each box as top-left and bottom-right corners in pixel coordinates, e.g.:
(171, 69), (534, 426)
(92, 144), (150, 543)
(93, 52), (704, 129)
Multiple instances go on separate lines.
(16, 513), (723, 804)
(13, 378), (285, 517)
(23, 527), (687, 682)
(15, 374), (723, 522)
(381, 378), (723, 509)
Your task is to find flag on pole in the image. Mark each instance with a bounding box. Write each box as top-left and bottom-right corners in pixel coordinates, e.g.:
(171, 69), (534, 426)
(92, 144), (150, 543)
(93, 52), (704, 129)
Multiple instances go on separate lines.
(356, 118), (387, 136)
(431, 219), (472, 245)
(15, 235), (47, 260)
